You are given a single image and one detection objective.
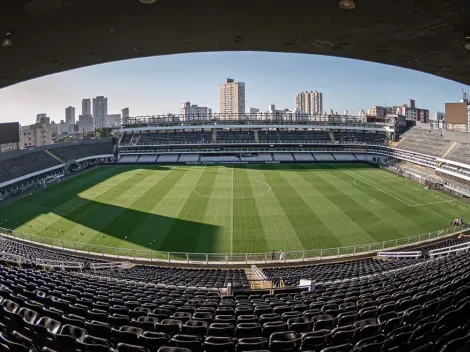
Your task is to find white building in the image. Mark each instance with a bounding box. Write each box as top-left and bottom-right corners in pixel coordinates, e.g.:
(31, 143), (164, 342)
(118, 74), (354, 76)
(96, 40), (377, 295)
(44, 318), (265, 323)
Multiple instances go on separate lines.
(180, 102), (212, 121)
(295, 91), (323, 116)
(219, 78), (245, 119)
(107, 114), (122, 127)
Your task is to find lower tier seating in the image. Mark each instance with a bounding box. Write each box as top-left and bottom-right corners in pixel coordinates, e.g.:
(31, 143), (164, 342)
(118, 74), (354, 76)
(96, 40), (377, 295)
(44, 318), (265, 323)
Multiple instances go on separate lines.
(1, 252), (470, 351)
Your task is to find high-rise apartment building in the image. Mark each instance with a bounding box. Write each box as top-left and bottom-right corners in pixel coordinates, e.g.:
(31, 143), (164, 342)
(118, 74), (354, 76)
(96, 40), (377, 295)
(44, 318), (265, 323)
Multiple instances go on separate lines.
(78, 114), (94, 133)
(121, 108), (130, 118)
(82, 99), (91, 115)
(107, 114), (122, 127)
(65, 106), (75, 127)
(93, 96), (108, 128)
(219, 78), (245, 120)
(295, 91), (323, 116)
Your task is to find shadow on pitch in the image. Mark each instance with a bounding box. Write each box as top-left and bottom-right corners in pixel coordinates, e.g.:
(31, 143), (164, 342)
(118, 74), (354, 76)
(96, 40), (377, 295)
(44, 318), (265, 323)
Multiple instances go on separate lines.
(0, 165), (222, 253)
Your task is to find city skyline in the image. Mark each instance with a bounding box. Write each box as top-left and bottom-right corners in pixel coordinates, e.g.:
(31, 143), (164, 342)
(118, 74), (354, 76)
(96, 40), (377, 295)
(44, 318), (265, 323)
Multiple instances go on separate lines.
(0, 51), (468, 125)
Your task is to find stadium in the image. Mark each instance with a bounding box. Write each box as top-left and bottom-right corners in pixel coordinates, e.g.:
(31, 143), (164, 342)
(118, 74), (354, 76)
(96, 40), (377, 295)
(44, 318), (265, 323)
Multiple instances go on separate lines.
(2, 114), (470, 352)
(2, 0), (470, 351)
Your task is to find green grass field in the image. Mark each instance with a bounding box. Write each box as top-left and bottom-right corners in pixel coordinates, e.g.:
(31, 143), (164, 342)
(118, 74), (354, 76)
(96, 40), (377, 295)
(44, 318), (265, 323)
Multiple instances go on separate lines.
(1, 163), (469, 255)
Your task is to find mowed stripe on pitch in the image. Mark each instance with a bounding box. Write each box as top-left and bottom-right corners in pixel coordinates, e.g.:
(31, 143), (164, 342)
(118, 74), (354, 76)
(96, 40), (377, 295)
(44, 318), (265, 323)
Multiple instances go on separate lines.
(22, 168), (150, 242)
(348, 168), (452, 231)
(233, 166), (268, 254)
(309, 167), (409, 243)
(262, 166), (341, 250)
(197, 167), (232, 253)
(245, 166), (304, 252)
(160, 167), (218, 252)
(288, 167), (377, 247)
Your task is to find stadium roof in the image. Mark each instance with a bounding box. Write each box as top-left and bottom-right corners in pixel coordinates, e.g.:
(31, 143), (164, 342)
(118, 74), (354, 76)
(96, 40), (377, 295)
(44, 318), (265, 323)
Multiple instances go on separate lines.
(1, 0), (470, 88)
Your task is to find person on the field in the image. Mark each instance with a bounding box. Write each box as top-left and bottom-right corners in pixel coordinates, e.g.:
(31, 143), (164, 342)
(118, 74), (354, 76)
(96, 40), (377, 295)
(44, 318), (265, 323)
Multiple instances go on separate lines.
(279, 250), (285, 261)
(271, 250), (276, 261)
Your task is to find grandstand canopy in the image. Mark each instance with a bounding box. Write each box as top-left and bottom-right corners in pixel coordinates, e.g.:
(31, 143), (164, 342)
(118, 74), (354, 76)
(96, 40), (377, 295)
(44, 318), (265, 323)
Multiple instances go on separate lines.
(1, 0), (470, 88)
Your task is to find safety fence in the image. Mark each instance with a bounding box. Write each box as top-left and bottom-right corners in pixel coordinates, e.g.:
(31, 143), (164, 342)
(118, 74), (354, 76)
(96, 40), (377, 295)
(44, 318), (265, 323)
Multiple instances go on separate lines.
(1, 224), (469, 266)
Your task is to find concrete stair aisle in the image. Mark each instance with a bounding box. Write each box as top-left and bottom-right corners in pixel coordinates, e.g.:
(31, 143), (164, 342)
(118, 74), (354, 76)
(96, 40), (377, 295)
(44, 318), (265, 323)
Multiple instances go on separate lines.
(442, 142), (457, 158)
(328, 131), (335, 143)
(246, 266), (272, 290)
(45, 150), (64, 163)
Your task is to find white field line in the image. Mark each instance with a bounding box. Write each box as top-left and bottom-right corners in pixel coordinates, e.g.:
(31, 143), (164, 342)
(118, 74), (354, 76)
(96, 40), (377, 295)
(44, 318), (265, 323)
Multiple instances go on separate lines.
(384, 175), (422, 192)
(386, 174), (469, 207)
(345, 169), (452, 208)
(340, 169), (415, 206)
(409, 200), (451, 207)
(230, 166), (234, 255)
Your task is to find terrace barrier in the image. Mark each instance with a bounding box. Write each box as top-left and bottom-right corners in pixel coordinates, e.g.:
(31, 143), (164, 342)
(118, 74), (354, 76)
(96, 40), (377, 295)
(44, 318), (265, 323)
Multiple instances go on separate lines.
(1, 224), (469, 266)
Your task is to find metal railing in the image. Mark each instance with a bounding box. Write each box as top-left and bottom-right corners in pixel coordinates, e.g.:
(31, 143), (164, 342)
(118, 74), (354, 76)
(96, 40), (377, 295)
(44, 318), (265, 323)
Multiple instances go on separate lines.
(119, 140), (384, 148)
(1, 225), (469, 266)
(429, 241), (470, 258)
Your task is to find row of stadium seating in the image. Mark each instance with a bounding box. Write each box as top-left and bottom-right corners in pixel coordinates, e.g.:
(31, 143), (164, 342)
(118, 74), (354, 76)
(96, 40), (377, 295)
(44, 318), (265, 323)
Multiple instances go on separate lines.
(396, 128), (452, 157)
(117, 153), (373, 163)
(397, 127), (470, 165)
(0, 152), (61, 184)
(50, 143), (114, 162)
(0, 141), (114, 185)
(405, 236), (470, 256)
(119, 131), (387, 146)
(262, 258), (421, 286)
(93, 267), (249, 289)
(1, 246), (470, 351)
(0, 238), (103, 265)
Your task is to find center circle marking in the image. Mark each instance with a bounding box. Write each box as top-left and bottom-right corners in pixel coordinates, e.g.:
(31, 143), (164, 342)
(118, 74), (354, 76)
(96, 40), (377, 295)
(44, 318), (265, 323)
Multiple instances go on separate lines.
(193, 180), (272, 199)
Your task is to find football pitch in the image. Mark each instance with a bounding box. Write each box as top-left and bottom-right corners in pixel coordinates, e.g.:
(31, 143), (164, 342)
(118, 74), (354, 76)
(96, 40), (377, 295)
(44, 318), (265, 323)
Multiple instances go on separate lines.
(1, 163), (469, 255)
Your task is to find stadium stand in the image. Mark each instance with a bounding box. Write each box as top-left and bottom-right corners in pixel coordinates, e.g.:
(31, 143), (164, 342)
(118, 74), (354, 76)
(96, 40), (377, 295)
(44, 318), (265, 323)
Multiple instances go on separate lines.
(293, 153), (314, 161)
(178, 154), (200, 162)
(406, 236), (470, 256)
(396, 127), (452, 157)
(334, 132), (386, 145)
(273, 153), (294, 161)
(240, 154), (273, 162)
(132, 132), (213, 145)
(49, 141), (114, 161)
(0, 237), (101, 265)
(445, 143), (470, 165)
(156, 155), (179, 163)
(137, 155), (158, 163)
(332, 153), (356, 161)
(0, 152), (61, 183)
(262, 258), (422, 285)
(0, 248), (470, 351)
(217, 131), (254, 142)
(94, 266), (249, 288)
(200, 155), (240, 162)
(119, 155), (139, 163)
(313, 153), (335, 161)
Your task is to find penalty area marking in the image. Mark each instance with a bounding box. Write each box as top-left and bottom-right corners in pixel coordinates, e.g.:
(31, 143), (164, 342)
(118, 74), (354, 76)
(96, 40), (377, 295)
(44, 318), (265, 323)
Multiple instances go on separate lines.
(344, 170), (450, 208)
(193, 180), (272, 200)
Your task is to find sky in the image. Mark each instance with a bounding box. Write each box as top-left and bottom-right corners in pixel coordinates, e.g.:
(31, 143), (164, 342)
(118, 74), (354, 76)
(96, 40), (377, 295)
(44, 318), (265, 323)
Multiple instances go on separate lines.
(0, 51), (468, 125)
